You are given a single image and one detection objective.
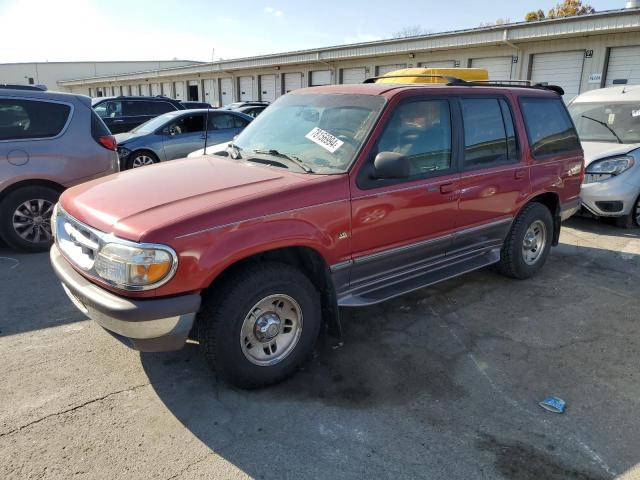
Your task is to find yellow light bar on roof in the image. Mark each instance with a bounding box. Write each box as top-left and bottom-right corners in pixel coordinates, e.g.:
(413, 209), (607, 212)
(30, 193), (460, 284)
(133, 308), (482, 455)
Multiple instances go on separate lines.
(374, 67), (489, 84)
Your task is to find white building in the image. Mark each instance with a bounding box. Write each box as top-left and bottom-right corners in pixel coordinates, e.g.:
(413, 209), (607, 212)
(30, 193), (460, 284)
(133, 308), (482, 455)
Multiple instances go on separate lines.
(0, 60), (202, 93)
(58, 7), (640, 105)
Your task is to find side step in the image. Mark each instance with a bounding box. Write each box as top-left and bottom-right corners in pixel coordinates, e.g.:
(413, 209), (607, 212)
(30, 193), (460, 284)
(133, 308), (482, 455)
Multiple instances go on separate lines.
(337, 248), (500, 307)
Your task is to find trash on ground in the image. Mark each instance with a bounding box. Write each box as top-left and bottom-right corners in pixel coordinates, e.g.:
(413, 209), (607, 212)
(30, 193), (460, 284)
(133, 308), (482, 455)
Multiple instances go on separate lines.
(539, 396), (567, 413)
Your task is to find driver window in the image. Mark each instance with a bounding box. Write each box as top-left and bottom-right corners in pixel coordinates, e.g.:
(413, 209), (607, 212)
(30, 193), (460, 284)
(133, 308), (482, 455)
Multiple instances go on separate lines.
(376, 99), (452, 177)
(95, 100), (122, 119)
(169, 114), (204, 135)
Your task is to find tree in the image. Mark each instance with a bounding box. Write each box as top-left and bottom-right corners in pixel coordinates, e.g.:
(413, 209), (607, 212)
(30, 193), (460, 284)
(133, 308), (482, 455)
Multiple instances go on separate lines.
(391, 25), (431, 38)
(479, 17), (511, 27)
(525, 0), (595, 22)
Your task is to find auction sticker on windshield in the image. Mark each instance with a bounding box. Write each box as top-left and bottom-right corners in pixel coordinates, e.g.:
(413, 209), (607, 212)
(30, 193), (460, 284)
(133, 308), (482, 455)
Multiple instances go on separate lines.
(305, 127), (344, 153)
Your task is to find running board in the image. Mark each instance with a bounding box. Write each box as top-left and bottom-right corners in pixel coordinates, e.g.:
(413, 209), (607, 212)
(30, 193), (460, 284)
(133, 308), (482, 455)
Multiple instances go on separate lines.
(337, 248), (500, 307)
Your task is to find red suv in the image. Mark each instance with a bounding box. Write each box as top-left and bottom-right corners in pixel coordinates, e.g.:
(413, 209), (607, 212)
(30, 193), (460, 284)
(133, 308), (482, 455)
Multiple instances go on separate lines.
(50, 81), (584, 388)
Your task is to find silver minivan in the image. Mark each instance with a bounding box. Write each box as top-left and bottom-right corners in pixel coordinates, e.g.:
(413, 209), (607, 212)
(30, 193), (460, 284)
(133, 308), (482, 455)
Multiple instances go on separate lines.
(0, 86), (119, 251)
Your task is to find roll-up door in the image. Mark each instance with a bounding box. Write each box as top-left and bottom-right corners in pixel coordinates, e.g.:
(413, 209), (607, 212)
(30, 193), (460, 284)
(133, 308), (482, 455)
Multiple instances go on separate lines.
(605, 46), (640, 86)
(341, 67), (366, 84)
(531, 51), (584, 102)
(220, 78), (233, 106)
(260, 75), (277, 101)
(470, 57), (512, 80)
(376, 64), (407, 76)
(239, 76), (253, 101)
(202, 79), (216, 105)
(283, 73), (303, 93)
(173, 81), (185, 100)
(161, 82), (172, 97)
(150, 83), (160, 96)
(310, 70), (332, 86)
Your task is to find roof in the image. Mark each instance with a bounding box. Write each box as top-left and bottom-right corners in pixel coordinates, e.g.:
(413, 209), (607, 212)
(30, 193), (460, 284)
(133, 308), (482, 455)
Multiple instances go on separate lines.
(572, 84), (640, 102)
(59, 8), (640, 86)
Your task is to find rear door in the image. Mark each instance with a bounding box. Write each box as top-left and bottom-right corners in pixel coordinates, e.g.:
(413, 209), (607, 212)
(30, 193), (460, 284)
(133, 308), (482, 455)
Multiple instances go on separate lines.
(124, 100), (176, 132)
(162, 112), (206, 160)
(349, 96), (460, 290)
(452, 95), (529, 255)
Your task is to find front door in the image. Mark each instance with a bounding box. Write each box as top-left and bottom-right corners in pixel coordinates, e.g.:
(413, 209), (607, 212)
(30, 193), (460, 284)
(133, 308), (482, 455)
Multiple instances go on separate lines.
(452, 96), (529, 253)
(162, 113), (206, 160)
(349, 97), (460, 292)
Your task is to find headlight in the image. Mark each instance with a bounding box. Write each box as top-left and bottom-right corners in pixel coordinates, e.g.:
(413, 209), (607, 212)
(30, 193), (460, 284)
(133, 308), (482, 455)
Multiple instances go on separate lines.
(586, 156), (634, 176)
(94, 243), (176, 289)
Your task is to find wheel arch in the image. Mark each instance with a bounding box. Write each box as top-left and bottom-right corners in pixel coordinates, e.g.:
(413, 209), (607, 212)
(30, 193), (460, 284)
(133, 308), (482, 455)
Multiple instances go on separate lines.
(0, 178), (65, 203)
(525, 191), (560, 245)
(202, 245), (341, 338)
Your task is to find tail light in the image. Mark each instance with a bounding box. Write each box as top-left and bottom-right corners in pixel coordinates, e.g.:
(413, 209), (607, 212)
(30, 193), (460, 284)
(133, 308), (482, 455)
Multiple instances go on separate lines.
(97, 135), (117, 151)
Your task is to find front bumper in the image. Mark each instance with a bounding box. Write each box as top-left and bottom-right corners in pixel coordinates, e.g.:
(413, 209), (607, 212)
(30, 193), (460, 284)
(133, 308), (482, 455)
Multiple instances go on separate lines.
(50, 244), (201, 352)
(581, 174), (640, 218)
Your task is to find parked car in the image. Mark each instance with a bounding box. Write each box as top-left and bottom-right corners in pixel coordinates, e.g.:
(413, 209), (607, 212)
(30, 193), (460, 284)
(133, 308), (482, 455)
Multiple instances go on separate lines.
(568, 85), (640, 228)
(221, 101), (269, 111)
(180, 101), (213, 109)
(115, 109), (252, 169)
(234, 104), (268, 118)
(50, 79), (583, 389)
(92, 96), (185, 134)
(0, 86), (118, 252)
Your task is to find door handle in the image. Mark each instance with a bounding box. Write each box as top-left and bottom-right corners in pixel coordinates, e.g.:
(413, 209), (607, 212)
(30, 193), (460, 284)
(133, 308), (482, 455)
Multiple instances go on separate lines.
(439, 183), (456, 194)
(113, 119), (124, 123)
(514, 169), (526, 180)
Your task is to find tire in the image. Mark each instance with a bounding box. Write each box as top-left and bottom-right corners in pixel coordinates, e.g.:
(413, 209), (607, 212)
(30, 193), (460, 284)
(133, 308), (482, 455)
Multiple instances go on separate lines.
(126, 150), (158, 169)
(614, 195), (640, 229)
(0, 186), (59, 252)
(497, 202), (553, 280)
(197, 262), (321, 389)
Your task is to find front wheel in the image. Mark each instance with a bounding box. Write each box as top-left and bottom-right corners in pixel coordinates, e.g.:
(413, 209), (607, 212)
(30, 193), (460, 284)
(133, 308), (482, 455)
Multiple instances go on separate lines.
(614, 194), (640, 229)
(127, 150), (158, 169)
(197, 262), (321, 389)
(497, 202), (553, 279)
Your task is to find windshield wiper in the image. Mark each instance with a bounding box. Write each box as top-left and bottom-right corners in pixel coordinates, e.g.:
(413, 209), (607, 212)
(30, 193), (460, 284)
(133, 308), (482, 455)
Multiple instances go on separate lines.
(252, 149), (313, 173)
(581, 115), (622, 144)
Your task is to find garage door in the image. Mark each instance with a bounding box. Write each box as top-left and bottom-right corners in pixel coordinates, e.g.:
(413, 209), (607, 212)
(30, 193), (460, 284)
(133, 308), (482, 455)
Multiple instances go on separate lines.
(531, 51), (584, 102)
(173, 81), (185, 100)
(260, 75), (277, 101)
(220, 78), (233, 106)
(140, 84), (150, 96)
(161, 82), (172, 97)
(341, 67), (366, 84)
(150, 83), (160, 96)
(283, 73), (303, 93)
(239, 76), (253, 101)
(202, 79), (216, 105)
(470, 57), (512, 80)
(310, 70), (332, 86)
(418, 60), (456, 68)
(376, 64), (407, 76)
(606, 46), (640, 86)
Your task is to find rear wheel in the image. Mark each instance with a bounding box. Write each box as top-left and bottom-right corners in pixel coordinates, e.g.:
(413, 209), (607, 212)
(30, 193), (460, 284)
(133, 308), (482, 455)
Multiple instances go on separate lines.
(0, 186), (59, 252)
(197, 262), (321, 389)
(497, 202), (553, 279)
(127, 150), (158, 169)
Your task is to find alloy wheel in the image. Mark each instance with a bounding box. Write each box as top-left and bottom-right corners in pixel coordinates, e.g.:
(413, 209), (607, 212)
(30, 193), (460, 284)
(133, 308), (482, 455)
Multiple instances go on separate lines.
(12, 199), (54, 244)
(131, 155), (156, 168)
(240, 294), (303, 366)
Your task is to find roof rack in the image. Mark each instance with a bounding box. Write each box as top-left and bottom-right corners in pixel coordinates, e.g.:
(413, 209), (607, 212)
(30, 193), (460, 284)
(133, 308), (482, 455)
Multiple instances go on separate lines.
(363, 74), (565, 95)
(0, 84), (47, 91)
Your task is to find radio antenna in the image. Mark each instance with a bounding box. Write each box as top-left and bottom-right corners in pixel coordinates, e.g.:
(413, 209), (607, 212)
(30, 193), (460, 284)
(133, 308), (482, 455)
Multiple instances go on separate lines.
(203, 47), (215, 156)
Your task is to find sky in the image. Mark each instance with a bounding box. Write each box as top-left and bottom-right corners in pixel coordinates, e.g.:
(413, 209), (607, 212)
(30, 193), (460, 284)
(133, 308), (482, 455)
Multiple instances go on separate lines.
(0, 0), (627, 63)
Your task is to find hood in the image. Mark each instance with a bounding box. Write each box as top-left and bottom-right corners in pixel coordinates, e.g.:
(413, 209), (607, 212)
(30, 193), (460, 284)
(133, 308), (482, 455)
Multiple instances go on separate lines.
(581, 141), (640, 167)
(115, 132), (144, 144)
(60, 156), (327, 242)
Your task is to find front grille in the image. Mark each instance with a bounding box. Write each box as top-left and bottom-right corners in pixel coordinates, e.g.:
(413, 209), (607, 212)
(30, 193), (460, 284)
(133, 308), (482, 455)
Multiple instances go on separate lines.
(55, 209), (102, 271)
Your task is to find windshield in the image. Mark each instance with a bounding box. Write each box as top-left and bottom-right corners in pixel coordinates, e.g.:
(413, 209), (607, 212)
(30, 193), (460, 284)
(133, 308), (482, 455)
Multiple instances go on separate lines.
(232, 93), (386, 173)
(131, 113), (177, 134)
(569, 102), (640, 144)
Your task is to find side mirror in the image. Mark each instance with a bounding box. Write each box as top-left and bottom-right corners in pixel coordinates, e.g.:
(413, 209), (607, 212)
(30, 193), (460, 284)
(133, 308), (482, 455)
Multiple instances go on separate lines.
(373, 152), (410, 179)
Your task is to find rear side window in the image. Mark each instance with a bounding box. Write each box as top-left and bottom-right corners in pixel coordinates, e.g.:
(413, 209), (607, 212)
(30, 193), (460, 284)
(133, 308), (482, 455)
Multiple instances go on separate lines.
(520, 97), (581, 157)
(210, 113), (238, 129)
(0, 99), (71, 141)
(461, 98), (518, 169)
(90, 109), (111, 138)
